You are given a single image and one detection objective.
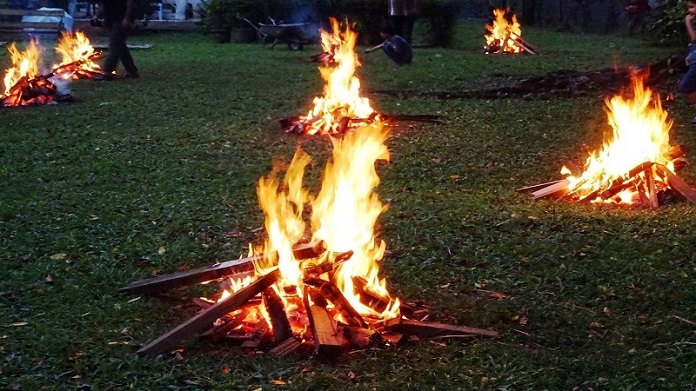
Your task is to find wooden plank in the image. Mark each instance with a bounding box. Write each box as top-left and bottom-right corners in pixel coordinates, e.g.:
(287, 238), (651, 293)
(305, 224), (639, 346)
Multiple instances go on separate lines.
(120, 241), (323, 295)
(386, 319), (499, 338)
(304, 288), (346, 357)
(137, 268), (280, 357)
(531, 178), (570, 199)
(304, 277), (367, 328)
(267, 337), (302, 358)
(0, 22), (61, 29)
(262, 286), (292, 344)
(655, 164), (696, 203)
(597, 162), (655, 201)
(0, 9), (66, 17)
(516, 179), (566, 193)
(512, 36), (537, 54)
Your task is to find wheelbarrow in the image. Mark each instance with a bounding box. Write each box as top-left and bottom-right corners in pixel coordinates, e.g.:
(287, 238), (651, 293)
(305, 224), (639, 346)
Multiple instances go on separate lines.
(237, 16), (311, 51)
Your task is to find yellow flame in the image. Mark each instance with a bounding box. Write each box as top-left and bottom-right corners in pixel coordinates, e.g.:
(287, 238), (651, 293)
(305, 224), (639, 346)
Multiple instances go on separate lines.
(2, 40), (42, 96)
(302, 18), (376, 135)
(255, 150), (312, 287)
(484, 8), (523, 54)
(54, 31), (101, 78)
(562, 75), (675, 203)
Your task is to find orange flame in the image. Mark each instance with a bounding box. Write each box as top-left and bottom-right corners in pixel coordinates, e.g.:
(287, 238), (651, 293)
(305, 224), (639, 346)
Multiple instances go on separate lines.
(249, 121), (399, 322)
(54, 31), (102, 79)
(299, 18), (377, 135)
(2, 40), (42, 96)
(484, 8), (523, 54)
(561, 74), (675, 203)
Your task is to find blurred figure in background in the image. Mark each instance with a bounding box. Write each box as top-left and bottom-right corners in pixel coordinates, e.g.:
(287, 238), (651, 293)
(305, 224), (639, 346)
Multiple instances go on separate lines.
(388, 0), (417, 44)
(92, 0), (139, 80)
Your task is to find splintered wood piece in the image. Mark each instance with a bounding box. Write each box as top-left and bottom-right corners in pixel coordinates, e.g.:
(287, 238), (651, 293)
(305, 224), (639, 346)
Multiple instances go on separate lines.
(512, 36), (536, 54)
(646, 167), (659, 208)
(201, 308), (249, 341)
(595, 162), (655, 201)
(137, 268), (280, 357)
(655, 164), (696, 203)
(262, 286), (292, 344)
(302, 250), (353, 276)
(267, 337), (302, 358)
(304, 277), (368, 328)
(304, 288), (346, 357)
(386, 319), (499, 338)
(352, 276), (392, 314)
(343, 325), (380, 349)
(120, 241), (322, 295)
(516, 179), (567, 193)
(531, 178), (570, 199)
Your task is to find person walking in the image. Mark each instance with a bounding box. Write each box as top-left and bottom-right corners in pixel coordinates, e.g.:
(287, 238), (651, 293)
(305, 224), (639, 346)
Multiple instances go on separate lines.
(388, 0), (417, 45)
(92, 0), (140, 80)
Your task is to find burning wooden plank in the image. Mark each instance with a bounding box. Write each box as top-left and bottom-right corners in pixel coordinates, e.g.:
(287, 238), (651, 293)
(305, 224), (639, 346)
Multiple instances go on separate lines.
(137, 268), (280, 357)
(262, 286), (292, 344)
(304, 288), (347, 357)
(120, 241), (323, 295)
(304, 277), (367, 328)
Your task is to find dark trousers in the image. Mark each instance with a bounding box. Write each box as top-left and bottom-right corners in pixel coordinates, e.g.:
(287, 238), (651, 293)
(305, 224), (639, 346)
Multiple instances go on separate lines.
(677, 44), (696, 95)
(103, 24), (138, 75)
(389, 15), (415, 44)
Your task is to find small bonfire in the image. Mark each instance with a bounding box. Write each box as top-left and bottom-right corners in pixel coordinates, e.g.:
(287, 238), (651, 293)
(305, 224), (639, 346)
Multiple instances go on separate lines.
(281, 18), (379, 136)
(53, 31), (104, 79)
(483, 8), (535, 54)
(1, 40), (57, 107)
(519, 74), (696, 206)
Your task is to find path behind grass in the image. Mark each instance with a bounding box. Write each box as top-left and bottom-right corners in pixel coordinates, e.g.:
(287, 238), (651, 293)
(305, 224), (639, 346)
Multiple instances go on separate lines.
(1, 21), (695, 390)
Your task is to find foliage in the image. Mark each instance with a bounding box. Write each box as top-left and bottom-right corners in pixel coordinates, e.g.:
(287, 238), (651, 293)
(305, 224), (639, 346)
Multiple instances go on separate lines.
(650, 0), (690, 44)
(317, 0), (386, 45)
(204, 0), (264, 31)
(419, 0), (461, 47)
(0, 24), (694, 391)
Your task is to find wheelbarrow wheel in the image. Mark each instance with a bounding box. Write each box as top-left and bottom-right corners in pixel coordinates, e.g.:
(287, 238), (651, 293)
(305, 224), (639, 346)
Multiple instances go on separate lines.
(287, 41), (304, 51)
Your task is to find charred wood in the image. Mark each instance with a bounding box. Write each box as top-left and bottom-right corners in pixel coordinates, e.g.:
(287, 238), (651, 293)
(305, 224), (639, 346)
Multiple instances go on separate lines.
(137, 268), (280, 357)
(303, 277), (367, 328)
(120, 241), (322, 295)
(304, 288), (346, 357)
(267, 337), (302, 357)
(262, 287), (292, 344)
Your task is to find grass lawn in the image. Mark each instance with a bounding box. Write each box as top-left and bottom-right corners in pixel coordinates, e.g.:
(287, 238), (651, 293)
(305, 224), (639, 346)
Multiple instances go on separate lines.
(1, 20), (696, 390)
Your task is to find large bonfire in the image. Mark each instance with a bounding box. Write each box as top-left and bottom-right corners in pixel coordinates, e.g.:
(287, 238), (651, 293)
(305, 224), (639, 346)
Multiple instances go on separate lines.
(283, 18), (378, 135)
(523, 74), (696, 206)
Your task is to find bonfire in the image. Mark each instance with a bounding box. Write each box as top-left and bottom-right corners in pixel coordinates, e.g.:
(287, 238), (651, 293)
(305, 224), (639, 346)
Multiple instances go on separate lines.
(1, 39), (56, 107)
(122, 123), (498, 358)
(53, 31), (103, 79)
(520, 74), (696, 206)
(484, 8), (535, 54)
(281, 18), (379, 135)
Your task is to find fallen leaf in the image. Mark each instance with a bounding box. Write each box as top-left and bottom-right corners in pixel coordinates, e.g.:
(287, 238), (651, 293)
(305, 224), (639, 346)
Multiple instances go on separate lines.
(221, 366), (230, 374)
(44, 275), (53, 284)
(439, 283), (451, 289)
(432, 157), (442, 164)
(50, 253), (66, 260)
(178, 264), (190, 271)
(175, 351), (184, 361)
(518, 316), (528, 325)
(449, 175), (460, 179)
(489, 291), (508, 299)
(270, 379), (286, 385)
(9, 322), (28, 327)
(348, 371), (356, 381)
(157, 246), (166, 255)
(301, 366), (313, 374)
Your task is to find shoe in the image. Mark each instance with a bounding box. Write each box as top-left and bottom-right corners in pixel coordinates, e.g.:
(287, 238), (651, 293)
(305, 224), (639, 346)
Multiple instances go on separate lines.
(125, 72), (140, 79)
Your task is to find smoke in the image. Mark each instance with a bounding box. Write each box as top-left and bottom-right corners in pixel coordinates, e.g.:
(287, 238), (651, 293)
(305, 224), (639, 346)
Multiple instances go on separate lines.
(50, 75), (72, 96)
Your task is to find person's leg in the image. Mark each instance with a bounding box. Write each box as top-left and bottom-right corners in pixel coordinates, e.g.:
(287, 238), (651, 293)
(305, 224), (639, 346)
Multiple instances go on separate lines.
(101, 24), (122, 75)
(403, 15), (415, 44)
(118, 34), (139, 77)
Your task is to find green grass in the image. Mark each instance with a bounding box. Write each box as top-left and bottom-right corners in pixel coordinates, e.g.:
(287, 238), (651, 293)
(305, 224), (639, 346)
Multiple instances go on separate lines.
(1, 20), (696, 390)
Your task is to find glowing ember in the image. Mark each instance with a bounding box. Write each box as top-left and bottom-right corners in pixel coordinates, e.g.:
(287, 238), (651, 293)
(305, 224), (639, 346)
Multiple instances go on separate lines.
(1, 39), (56, 107)
(559, 74), (679, 204)
(53, 31), (103, 79)
(484, 8), (523, 54)
(288, 18), (378, 135)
